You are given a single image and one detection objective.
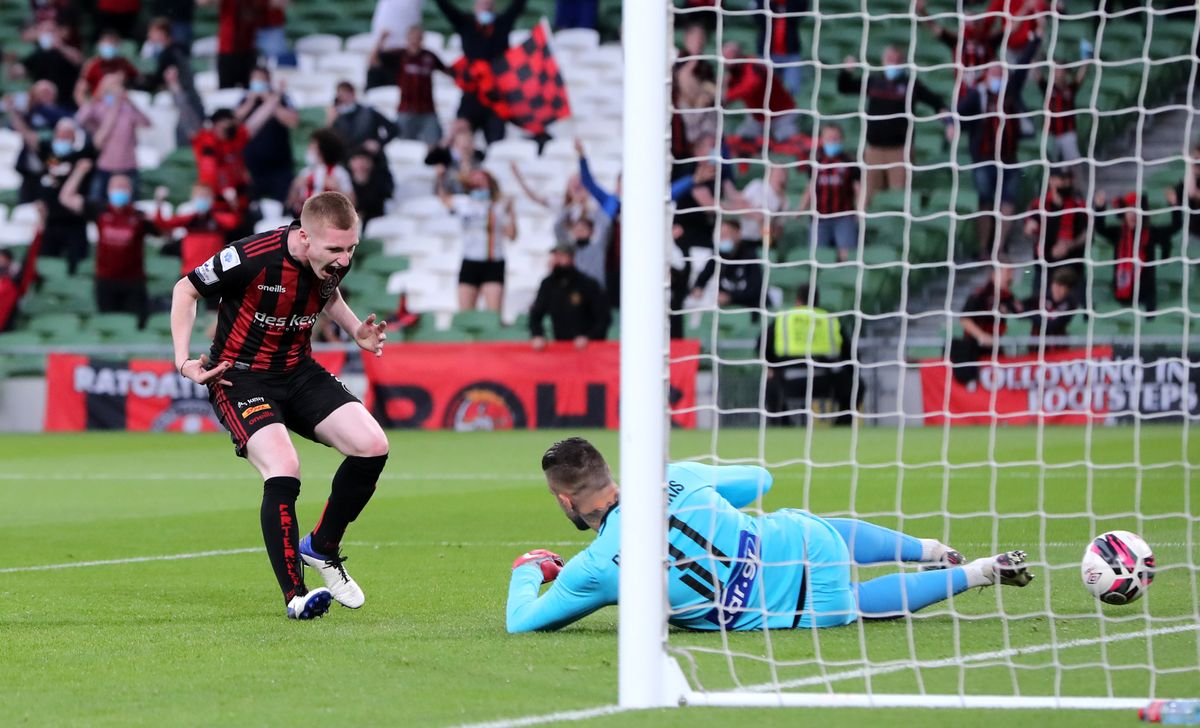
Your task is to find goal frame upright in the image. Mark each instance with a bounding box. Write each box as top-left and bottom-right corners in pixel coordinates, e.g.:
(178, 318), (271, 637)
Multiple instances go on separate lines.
(616, 0), (1167, 713)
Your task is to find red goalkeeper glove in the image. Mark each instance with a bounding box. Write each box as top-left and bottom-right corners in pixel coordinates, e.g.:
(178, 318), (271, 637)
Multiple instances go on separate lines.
(512, 549), (565, 583)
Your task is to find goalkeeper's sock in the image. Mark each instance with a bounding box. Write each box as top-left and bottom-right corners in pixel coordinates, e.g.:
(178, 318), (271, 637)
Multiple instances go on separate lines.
(963, 558), (993, 588)
(854, 569), (970, 618)
(826, 518), (924, 563)
(920, 539), (956, 563)
(261, 476), (306, 603)
(310, 454), (388, 555)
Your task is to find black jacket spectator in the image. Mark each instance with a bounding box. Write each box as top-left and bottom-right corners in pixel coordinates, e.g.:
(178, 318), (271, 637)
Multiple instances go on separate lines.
(693, 241), (765, 313)
(837, 68), (946, 149)
(529, 264), (610, 341)
(1094, 192), (1182, 311)
(17, 33), (82, 109)
(433, 0), (529, 60)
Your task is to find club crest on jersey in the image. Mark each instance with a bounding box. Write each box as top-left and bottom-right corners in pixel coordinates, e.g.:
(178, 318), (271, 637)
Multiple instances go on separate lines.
(320, 272), (340, 298)
(194, 258), (218, 285)
(220, 247), (241, 270)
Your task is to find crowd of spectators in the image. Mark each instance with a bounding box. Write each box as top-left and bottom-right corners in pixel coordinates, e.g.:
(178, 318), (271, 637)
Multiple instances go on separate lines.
(0, 0), (1192, 375)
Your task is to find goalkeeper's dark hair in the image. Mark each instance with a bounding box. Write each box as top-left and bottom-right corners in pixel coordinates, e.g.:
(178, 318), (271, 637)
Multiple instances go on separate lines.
(541, 437), (612, 495)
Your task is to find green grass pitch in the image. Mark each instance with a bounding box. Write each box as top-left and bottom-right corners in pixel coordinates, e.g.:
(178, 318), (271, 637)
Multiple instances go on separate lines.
(1, 426), (1197, 727)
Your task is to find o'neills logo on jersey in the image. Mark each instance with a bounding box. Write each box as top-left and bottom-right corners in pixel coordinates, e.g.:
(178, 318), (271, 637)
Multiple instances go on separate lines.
(257, 284), (287, 293)
(254, 311), (320, 329)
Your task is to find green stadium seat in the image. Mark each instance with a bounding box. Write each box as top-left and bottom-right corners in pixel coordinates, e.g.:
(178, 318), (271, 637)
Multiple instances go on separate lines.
(452, 310), (503, 334)
(26, 312), (82, 338)
(0, 331), (45, 349)
(88, 312), (141, 337)
(44, 328), (106, 346)
(35, 257), (69, 280)
(358, 255), (410, 276)
(145, 312), (173, 335)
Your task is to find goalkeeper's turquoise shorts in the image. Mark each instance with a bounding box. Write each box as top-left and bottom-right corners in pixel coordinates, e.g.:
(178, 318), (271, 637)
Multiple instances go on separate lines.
(778, 510), (857, 629)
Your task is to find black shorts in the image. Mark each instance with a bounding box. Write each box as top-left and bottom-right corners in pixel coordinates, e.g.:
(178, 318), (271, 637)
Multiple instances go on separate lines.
(458, 259), (506, 287)
(208, 358), (360, 457)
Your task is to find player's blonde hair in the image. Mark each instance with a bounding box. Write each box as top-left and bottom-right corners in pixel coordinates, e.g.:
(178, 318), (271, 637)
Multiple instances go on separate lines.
(301, 191), (358, 232)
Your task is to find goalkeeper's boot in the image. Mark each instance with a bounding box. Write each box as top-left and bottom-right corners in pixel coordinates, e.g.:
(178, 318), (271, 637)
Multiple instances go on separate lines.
(300, 534), (365, 609)
(286, 588), (333, 620)
(918, 544), (966, 572)
(991, 550), (1034, 587)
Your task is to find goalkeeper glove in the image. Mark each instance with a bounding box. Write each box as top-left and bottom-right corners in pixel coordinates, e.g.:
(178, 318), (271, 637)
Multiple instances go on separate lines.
(512, 549), (565, 583)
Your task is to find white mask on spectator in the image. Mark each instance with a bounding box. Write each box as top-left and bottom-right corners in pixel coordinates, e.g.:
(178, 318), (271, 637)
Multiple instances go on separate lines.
(306, 149), (320, 167)
(38, 33), (55, 51)
(336, 102), (356, 115)
(249, 79), (270, 94)
(476, 10), (495, 24)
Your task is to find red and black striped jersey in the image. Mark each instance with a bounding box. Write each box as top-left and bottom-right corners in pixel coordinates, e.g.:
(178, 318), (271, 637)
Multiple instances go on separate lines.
(1045, 80), (1079, 137)
(811, 152), (860, 215)
(186, 221), (349, 372)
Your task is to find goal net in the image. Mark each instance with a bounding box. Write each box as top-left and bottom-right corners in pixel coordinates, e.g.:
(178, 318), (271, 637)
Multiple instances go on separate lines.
(618, 0), (1200, 711)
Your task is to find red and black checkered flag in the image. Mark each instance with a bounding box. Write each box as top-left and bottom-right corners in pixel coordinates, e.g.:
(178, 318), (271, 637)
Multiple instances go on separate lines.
(451, 20), (571, 135)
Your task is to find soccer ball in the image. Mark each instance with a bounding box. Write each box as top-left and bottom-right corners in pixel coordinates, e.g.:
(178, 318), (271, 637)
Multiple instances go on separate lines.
(1081, 530), (1156, 605)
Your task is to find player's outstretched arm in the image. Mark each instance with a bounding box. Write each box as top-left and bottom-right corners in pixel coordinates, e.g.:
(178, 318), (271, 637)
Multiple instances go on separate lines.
(172, 277), (231, 386)
(671, 462), (773, 509)
(323, 287), (387, 356)
(506, 551), (613, 633)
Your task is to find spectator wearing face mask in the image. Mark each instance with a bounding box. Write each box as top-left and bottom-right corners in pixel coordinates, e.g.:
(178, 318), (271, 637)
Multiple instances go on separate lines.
(434, 0), (530, 143)
(205, 0), (262, 89)
(440, 168), (517, 312)
(1023, 167), (1088, 299)
(529, 242), (610, 351)
(951, 263), (1022, 385)
(21, 118), (94, 274)
(59, 162), (157, 325)
(152, 183), (242, 276)
(838, 46), (950, 206)
(347, 148), (393, 226)
(8, 20), (83, 110)
(74, 29), (140, 107)
(75, 72), (151, 204)
(5, 83), (72, 203)
(691, 219), (765, 314)
(192, 108), (251, 208)
(236, 67), (299, 203)
(553, 214), (612, 295)
(328, 81), (398, 166)
(1035, 50), (1091, 169)
(800, 124), (862, 263)
(287, 129), (356, 217)
(957, 50), (1037, 258)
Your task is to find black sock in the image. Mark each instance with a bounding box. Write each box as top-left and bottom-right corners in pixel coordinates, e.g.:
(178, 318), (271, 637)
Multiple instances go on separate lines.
(261, 476), (305, 603)
(311, 454), (388, 555)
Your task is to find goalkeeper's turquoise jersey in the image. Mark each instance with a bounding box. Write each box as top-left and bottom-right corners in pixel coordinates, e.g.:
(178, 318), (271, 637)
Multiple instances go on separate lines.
(506, 462), (855, 633)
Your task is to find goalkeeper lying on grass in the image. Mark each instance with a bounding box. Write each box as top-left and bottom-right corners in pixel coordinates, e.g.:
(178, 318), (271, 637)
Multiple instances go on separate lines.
(507, 437), (1033, 633)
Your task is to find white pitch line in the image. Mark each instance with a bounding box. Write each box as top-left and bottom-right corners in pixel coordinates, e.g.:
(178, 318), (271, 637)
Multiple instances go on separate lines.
(0, 472), (530, 481)
(0, 547), (263, 574)
(741, 622), (1200, 693)
(454, 704), (628, 728)
(459, 623), (1200, 728)
(2, 541), (592, 574)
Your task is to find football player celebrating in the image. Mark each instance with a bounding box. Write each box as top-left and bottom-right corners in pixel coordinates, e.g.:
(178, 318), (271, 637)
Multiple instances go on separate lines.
(507, 438), (1033, 632)
(171, 191), (389, 620)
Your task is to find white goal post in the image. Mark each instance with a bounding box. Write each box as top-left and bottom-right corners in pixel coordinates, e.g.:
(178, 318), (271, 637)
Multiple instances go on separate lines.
(618, 0), (1197, 713)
